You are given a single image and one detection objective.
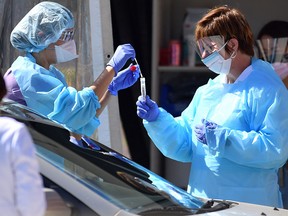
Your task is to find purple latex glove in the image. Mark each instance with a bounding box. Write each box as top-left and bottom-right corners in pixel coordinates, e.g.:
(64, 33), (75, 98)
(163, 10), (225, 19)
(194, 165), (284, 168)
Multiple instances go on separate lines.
(108, 64), (140, 96)
(107, 44), (136, 74)
(136, 95), (160, 122)
(194, 119), (218, 144)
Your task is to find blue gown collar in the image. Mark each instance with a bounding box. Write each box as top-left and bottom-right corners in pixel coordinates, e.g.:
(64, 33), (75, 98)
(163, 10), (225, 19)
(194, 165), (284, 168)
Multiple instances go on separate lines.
(25, 52), (37, 63)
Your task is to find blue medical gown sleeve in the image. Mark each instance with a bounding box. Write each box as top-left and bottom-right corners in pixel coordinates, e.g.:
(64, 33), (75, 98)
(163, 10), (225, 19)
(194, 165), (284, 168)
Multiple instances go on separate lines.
(205, 87), (288, 169)
(47, 86), (100, 136)
(12, 56), (100, 136)
(143, 107), (194, 162)
(201, 63), (288, 169)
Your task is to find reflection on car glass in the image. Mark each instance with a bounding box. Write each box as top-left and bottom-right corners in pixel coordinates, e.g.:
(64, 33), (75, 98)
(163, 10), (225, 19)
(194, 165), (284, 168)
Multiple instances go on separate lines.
(1, 101), (63, 128)
(117, 171), (157, 195)
(73, 139), (204, 210)
(81, 136), (101, 150)
(36, 144), (160, 210)
(32, 125), (205, 213)
(1, 102), (40, 120)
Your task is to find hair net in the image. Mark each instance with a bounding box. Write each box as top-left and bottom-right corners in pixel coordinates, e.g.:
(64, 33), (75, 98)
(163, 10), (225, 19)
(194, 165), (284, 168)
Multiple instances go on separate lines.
(10, 1), (74, 53)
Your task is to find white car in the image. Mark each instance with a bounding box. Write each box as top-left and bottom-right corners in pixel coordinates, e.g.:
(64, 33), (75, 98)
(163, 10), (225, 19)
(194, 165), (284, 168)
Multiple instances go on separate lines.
(1, 99), (287, 216)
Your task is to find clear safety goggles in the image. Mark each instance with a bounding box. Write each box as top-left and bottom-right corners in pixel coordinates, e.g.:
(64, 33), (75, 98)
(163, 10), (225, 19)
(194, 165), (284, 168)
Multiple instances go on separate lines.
(256, 37), (288, 63)
(193, 35), (227, 59)
(59, 29), (75, 42)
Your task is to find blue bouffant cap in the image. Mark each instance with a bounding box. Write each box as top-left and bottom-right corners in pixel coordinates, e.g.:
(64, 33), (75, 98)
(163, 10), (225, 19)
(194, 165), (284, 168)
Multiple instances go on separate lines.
(10, 1), (74, 53)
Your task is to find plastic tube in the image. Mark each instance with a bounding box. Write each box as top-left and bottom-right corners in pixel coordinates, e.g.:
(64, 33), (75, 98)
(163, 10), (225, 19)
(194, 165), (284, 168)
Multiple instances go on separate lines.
(133, 58), (146, 101)
(140, 77), (146, 101)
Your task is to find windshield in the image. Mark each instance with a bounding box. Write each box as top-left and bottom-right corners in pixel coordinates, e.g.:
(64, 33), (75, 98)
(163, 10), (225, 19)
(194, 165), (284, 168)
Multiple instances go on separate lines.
(34, 131), (204, 214)
(28, 123), (204, 214)
(0, 101), (205, 214)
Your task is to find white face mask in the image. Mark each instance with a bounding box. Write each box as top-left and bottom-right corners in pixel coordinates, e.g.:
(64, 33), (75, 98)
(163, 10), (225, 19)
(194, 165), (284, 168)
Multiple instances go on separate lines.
(55, 40), (79, 63)
(202, 42), (235, 75)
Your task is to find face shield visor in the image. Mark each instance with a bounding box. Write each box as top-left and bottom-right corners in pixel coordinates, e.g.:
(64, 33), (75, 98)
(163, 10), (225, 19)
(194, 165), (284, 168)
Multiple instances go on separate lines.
(59, 29), (75, 42)
(193, 35), (235, 75)
(256, 37), (288, 63)
(193, 35), (227, 59)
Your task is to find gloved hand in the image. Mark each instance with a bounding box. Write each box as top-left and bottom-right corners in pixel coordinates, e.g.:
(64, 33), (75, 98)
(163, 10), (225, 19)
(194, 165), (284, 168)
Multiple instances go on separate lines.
(194, 119), (218, 144)
(136, 95), (160, 122)
(107, 44), (136, 74)
(108, 64), (140, 96)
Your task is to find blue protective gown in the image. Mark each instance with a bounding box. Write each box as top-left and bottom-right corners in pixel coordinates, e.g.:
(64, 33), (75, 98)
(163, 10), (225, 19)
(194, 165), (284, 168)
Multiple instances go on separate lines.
(144, 58), (288, 208)
(9, 53), (100, 136)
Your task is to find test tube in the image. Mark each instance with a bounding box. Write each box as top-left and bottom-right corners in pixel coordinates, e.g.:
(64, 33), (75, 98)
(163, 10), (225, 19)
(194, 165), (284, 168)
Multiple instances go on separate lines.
(134, 59), (146, 101)
(140, 77), (146, 101)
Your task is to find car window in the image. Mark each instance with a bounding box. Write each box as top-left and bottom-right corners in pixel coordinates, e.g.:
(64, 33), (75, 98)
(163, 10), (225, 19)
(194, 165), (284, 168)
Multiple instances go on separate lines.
(0, 99), (60, 127)
(30, 122), (204, 215)
(0, 101), (206, 215)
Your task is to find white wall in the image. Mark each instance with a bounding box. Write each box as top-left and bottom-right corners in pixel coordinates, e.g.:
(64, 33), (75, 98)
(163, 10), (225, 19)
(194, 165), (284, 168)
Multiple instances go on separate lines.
(89, 0), (124, 153)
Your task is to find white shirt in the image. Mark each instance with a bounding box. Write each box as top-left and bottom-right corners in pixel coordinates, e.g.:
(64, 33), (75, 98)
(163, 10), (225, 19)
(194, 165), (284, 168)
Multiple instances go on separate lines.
(0, 117), (46, 216)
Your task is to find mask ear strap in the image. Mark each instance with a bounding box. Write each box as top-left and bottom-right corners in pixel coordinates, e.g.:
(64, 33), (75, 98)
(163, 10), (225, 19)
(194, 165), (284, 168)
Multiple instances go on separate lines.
(231, 50), (237, 59)
(218, 41), (229, 52)
(227, 38), (238, 59)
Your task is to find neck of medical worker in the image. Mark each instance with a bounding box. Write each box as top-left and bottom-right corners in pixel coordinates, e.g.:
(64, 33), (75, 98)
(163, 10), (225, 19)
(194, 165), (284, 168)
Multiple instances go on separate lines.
(282, 76), (288, 89)
(32, 51), (51, 70)
(226, 51), (252, 84)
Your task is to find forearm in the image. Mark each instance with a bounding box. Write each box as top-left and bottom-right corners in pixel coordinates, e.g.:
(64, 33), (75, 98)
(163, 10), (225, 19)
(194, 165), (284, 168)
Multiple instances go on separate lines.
(96, 90), (112, 117)
(90, 66), (115, 99)
(144, 108), (193, 162)
(207, 127), (288, 169)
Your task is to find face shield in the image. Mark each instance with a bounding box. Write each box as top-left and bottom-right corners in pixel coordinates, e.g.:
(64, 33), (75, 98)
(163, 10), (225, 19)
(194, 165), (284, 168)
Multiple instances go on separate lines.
(257, 37), (288, 80)
(59, 29), (75, 42)
(193, 35), (235, 75)
(194, 35), (227, 59)
(256, 37), (288, 63)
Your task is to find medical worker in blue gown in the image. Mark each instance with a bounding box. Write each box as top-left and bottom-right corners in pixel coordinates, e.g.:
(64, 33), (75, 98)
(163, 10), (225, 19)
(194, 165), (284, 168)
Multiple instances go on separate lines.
(4, 1), (140, 140)
(136, 6), (288, 208)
